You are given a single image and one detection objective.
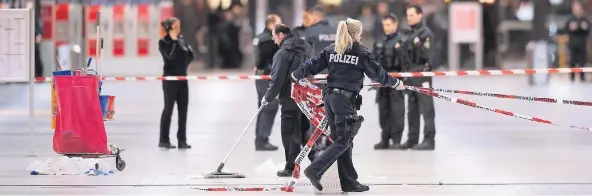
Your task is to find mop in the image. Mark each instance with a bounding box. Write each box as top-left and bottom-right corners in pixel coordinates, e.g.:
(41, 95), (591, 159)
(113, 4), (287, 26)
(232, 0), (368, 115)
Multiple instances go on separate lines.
(203, 105), (266, 179)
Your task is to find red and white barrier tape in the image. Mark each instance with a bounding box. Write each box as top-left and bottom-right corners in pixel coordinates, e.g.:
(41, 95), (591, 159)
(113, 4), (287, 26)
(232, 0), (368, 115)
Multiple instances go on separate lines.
(365, 83), (592, 107)
(285, 82), (333, 191)
(193, 187), (286, 192)
(35, 67), (592, 82)
(424, 87), (592, 107)
(407, 86), (592, 131)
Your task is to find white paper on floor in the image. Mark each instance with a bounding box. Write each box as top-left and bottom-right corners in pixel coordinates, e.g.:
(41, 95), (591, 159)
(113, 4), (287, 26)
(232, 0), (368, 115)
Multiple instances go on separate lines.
(27, 156), (114, 176)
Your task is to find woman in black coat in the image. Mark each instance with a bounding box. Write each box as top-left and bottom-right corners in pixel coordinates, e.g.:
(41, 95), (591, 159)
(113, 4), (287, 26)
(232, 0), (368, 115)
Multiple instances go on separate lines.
(159, 18), (194, 149)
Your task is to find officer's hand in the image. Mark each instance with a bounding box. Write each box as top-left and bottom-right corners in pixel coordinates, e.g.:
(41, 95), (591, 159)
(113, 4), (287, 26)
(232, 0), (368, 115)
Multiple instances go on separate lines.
(260, 97), (269, 107)
(413, 37), (420, 44)
(570, 22), (578, 31)
(582, 21), (589, 30)
(393, 81), (405, 90)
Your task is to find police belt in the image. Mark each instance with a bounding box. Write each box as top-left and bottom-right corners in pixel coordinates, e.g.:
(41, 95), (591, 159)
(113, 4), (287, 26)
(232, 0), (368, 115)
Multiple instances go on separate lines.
(328, 88), (356, 99)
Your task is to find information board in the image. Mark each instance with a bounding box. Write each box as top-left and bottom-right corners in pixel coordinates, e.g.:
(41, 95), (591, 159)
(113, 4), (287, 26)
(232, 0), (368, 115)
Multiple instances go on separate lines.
(0, 9), (34, 83)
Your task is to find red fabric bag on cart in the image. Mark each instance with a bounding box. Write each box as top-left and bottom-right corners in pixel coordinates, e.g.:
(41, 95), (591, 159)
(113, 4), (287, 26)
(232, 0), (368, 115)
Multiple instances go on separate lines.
(53, 76), (110, 154)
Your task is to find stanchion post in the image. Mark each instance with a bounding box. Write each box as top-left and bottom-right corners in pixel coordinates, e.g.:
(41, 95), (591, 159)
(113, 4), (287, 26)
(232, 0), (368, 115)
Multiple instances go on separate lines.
(27, 8), (36, 157)
(95, 11), (101, 80)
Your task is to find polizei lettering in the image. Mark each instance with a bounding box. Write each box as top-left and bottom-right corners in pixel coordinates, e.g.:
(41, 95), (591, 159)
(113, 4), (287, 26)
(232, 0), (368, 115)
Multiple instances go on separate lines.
(318, 34), (335, 41)
(329, 54), (360, 65)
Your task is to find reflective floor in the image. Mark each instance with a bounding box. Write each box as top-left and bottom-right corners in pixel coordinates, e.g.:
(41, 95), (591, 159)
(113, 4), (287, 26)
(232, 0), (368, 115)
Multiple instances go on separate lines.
(1, 74), (592, 195)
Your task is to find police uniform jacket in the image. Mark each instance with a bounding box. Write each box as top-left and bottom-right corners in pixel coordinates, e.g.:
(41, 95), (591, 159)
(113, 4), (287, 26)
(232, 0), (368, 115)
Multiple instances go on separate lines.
(292, 26), (307, 40)
(406, 23), (434, 71)
(373, 31), (407, 72)
(304, 20), (336, 57)
(254, 28), (279, 75)
(263, 35), (312, 109)
(291, 42), (400, 93)
(563, 16), (591, 49)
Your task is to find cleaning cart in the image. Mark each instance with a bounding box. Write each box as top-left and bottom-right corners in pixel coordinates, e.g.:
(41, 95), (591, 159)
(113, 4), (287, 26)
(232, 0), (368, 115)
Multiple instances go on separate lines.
(51, 68), (126, 171)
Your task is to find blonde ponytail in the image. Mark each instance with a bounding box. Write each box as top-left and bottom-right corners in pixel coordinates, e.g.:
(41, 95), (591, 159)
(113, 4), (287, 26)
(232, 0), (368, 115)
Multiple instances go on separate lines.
(335, 21), (353, 55)
(334, 18), (363, 55)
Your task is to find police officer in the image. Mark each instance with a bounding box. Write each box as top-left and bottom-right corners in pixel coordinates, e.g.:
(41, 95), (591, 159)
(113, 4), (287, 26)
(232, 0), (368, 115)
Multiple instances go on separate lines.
(372, 14), (407, 150)
(291, 18), (405, 192)
(400, 5), (436, 150)
(261, 24), (313, 177)
(253, 14), (282, 151)
(563, 2), (590, 82)
(304, 5), (336, 58)
(293, 11), (312, 40)
(303, 5), (336, 149)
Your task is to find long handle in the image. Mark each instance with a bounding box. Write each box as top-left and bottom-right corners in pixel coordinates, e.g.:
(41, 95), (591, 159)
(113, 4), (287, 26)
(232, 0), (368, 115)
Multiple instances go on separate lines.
(218, 105), (266, 172)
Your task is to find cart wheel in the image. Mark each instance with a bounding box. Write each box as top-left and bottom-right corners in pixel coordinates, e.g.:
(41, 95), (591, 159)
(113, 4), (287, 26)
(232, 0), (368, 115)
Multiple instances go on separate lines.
(115, 157), (126, 171)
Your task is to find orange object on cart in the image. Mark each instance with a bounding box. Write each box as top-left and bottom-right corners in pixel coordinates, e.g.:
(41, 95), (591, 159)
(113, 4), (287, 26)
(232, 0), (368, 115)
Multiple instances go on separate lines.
(53, 76), (110, 154)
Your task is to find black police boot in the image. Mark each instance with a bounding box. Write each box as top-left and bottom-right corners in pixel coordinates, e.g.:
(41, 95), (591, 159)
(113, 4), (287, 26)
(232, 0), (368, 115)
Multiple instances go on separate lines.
(276, 169), (292, 177)
(373, 140), (390, 150)
(342, 183), (370, 192)
(389, 140), (407, 150)
(304, 168), (323, 191)
(158, 142), (176, 149)
(255, 142), (278, 151)
(400, 140), (418, 149)
(178, 142), (192, 149)
(412, 140), (435, 150)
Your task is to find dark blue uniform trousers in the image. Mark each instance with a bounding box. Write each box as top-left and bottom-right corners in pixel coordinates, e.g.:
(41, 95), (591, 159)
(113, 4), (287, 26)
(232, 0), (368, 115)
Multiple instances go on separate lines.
(305, 92), (359, 187)
(255, 79), (279, 144)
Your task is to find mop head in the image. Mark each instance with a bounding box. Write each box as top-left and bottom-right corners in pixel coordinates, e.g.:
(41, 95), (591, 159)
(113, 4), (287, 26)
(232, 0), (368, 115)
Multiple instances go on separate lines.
(203, 171), (246, 179)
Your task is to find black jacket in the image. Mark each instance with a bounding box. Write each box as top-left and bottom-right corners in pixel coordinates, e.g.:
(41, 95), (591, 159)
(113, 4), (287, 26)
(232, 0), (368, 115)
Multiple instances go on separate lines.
(292, 26), (307, 40)
(406, 23), (434, 69)
(159, 34), (194, 76)
(563, 15), (591, 48)
(304, 20), (336, 57)
(254, 28), (279, 74)
(263, 35), (311, 108)
(292, 42), (400, 93)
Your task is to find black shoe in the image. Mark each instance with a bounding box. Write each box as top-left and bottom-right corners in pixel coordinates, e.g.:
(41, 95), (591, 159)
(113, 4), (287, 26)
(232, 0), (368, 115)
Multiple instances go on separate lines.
(276, 169), (292, 177)
(374, 140), (390, 150)
(400, 140), (417, 149)
(303, 169), (323, 191)
(178, 142), (192, 149)
(159, 142), (176, 149)
(389, 142), (407, 150)
(342, 183), (370, 192)
(255, 142), (278, 151)
(411, 140), (435, 150)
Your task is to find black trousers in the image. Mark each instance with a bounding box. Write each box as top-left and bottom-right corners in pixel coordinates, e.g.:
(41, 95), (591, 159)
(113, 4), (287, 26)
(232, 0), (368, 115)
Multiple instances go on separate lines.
(159, 80), (189, 144)
(375, 88), (405, 143)
(570, 46), (587, 81)
(255, 79), (279, 144)
(406, 77), (436, 143)
(280, 106), (303, 170)
(306, 92), (358, 188)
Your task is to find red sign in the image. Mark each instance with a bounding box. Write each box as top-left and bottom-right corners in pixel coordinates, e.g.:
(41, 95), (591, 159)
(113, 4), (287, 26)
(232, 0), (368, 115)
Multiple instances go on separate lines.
(87, 5), (100, 57)
(137, 4), (150, 56)
(159, 4), (173, 38)
(40, 4), (53, 40)
(112, 4), (125, 57)
(54, 3), (69, 47)
(454, 9), (477, 30)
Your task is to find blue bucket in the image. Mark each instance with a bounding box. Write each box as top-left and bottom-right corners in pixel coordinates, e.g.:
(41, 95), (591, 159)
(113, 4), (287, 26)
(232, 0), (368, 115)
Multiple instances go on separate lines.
(52, 70), (73, 76)
(99, 95), (110, 118)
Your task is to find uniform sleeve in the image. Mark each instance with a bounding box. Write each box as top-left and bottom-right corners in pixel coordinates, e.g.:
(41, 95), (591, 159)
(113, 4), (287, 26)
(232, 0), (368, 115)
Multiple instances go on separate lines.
(159, 39), (178, 60)
(263, 50), (291, 102)
(291, 50), (329, 81)
(256, 40), (278, 70)
(363, 52), (400, 87)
